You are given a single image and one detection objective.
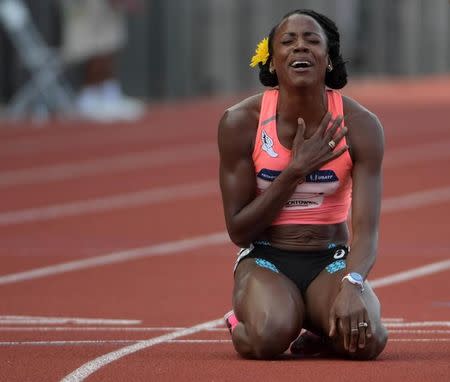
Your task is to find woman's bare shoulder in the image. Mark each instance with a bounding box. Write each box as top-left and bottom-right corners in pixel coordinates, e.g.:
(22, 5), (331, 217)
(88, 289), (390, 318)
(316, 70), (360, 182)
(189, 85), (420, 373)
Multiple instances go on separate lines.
(342, 95), (384, 161)
(218, 93), (264, 156)
(342, 95), (382, 130)
(219, 93), (263, 131)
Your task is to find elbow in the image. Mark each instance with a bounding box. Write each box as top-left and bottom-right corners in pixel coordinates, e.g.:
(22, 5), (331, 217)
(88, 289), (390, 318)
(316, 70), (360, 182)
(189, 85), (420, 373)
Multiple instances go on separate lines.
(227, 226), (252, 248)
(231, 238), (252, 248)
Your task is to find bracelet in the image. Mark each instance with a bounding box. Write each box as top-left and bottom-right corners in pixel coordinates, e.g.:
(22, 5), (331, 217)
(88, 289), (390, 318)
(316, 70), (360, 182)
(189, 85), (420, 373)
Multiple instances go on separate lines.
(342, 272), (365, 292)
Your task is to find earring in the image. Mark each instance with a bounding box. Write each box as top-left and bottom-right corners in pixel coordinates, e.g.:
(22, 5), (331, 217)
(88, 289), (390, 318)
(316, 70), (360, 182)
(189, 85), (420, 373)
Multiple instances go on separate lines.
(327, 64), (333, 72)
(269, 67), (275, 74)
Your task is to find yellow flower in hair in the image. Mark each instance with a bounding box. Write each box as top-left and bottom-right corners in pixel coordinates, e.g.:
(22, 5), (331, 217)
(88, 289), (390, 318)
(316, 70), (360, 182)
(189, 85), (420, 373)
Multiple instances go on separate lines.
(250, 37), (269, 68)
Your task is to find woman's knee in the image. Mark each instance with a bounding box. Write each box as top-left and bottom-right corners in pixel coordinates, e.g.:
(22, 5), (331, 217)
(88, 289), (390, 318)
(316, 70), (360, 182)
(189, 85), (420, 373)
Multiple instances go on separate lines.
(246, 314), (301, 359)
(347, 325), (388, 360)
(363, 325), (388, 360)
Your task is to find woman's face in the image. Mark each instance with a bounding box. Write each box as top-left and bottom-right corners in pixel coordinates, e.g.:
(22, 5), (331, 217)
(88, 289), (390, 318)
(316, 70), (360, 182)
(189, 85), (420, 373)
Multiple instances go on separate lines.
(271, 14), (329, 89)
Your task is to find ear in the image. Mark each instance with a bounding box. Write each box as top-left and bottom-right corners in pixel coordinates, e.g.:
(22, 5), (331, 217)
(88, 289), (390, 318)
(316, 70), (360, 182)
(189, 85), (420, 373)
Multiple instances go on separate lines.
(326, 56), (333, 72)
(269, 61), (275, 74)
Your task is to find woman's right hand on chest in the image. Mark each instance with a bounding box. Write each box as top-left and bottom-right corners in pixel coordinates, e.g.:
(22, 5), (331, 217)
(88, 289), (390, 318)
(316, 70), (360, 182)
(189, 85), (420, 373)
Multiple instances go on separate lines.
(289, 112), (348, 177)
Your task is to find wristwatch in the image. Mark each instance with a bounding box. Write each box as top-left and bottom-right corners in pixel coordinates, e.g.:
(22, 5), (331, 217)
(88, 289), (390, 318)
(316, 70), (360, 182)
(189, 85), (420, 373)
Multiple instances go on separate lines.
(342, 272), (365, 292)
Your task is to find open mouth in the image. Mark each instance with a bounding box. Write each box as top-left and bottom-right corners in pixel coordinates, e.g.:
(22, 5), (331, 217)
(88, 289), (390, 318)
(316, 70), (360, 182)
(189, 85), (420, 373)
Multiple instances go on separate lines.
(290, 60), (313, 69)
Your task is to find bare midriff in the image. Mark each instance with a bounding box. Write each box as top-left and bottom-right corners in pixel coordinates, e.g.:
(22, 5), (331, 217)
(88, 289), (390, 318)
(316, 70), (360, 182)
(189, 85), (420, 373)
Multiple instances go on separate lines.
(259, 222), (349, 251)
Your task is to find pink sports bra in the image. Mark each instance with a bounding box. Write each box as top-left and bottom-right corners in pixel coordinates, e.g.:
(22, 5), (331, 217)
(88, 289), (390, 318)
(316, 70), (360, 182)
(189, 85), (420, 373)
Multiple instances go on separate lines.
(252, 88), (352, 225)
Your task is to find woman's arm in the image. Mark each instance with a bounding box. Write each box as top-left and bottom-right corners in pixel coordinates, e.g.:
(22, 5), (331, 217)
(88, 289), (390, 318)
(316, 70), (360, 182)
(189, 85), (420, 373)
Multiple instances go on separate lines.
(345, 100), (385, 278)
(218, 103), (301, 247)
(328, 97), (385, 351)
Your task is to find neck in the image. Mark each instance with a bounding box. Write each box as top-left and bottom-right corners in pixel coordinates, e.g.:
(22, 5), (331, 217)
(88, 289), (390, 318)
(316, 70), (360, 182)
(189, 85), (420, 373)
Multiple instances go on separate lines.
(277, 85), (328, 127)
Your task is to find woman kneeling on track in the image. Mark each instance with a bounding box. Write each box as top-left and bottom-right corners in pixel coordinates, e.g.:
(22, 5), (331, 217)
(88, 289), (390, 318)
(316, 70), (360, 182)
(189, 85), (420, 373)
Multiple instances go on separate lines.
(218, 9), (388, 360)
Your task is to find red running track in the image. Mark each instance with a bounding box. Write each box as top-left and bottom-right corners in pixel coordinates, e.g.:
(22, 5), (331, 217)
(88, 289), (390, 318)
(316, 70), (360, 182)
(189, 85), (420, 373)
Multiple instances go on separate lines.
(0, 77), (449, 381)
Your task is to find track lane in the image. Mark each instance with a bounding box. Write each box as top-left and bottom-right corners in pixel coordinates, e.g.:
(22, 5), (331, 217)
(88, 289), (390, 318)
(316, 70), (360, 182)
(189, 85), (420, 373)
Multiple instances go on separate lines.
(0, 79), (449, 381)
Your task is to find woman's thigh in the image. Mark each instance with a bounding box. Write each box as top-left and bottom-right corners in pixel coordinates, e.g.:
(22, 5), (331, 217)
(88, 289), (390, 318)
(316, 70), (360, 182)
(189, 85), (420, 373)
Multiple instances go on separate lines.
(232, 258), (305, 353)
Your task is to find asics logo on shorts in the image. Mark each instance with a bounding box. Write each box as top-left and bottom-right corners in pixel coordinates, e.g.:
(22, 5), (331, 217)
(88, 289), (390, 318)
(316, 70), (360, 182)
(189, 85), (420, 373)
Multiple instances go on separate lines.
(333, 248), (346, 259)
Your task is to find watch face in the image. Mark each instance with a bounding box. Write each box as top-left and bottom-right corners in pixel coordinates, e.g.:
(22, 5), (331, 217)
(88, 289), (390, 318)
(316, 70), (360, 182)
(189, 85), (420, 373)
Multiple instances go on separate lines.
(350, 272), (363, 282)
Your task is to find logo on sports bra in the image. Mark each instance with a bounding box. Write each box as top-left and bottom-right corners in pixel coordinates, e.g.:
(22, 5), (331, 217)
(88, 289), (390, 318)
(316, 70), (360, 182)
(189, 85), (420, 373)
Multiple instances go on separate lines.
(256, 168), (341, 211)
(261, 130), (278, 158)
(306, 170), (339, 183)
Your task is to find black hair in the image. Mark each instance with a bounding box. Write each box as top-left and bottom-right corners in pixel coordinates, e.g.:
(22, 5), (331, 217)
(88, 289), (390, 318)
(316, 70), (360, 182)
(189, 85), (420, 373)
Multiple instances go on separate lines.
(258, 9), (348, 89)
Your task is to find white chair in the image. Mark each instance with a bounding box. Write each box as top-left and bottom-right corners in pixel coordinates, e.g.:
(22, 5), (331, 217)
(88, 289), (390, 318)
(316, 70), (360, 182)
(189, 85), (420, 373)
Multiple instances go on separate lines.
(0, 0), (75, 121)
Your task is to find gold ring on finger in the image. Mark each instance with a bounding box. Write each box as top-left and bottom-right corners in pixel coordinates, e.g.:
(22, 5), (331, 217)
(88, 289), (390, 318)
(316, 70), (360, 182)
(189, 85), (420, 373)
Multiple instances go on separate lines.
(328, 140), (336, 150)
(351, 328), (358, 333)
(358, 322), (369, 328)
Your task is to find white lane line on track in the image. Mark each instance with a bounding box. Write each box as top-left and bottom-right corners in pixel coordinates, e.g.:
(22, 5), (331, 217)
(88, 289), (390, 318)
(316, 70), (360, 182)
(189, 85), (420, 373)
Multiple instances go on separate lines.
(0, 340), (140, 346)
(381, 186), (450, 212)
(389, 339), (450, 342)
(382, 140), (450, 167)
(0, 130), (155, 157)
(2, 327), (450, 333)
(4, 339), (450, 347)
(60, 262), (450, 382)
(0, 123), (209, 157)
(0, 339), (233, 346)
(0, 142), (216, 188)
(0, 231), (229, 286)
(0, 180), (218, 226)
(384, 322), (450, 328)
(1, 186), (450, 286)
(60, 319), (224, 382)
(0, 339), (232, 346)
(0, 180), (449, 227)
(1, 139), (449, 188)
(370, 260), (450, 288)
(388, 330), (450, 334)
(0, 327), (224, 331)
(0, 316), (141, 326)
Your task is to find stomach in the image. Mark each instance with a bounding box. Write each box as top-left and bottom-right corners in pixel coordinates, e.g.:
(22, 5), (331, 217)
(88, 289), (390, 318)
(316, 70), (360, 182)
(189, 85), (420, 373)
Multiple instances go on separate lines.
(259, 222), (349, 251)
